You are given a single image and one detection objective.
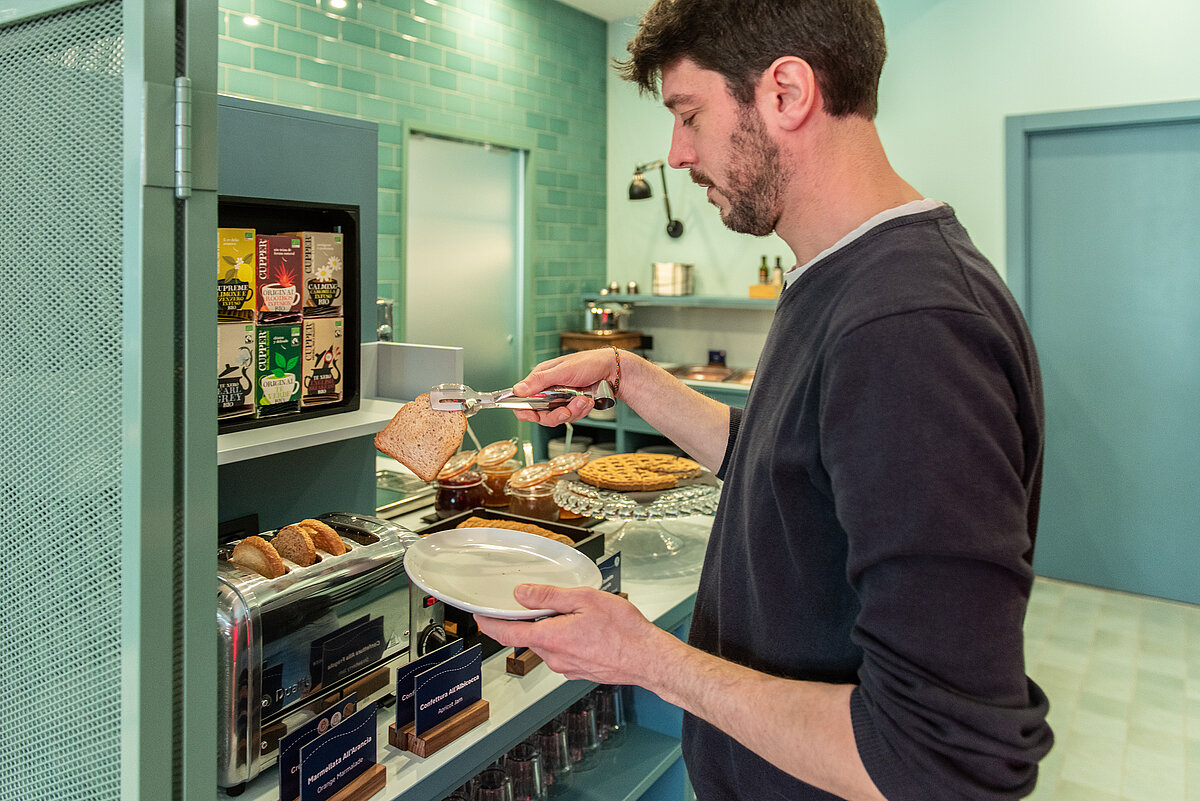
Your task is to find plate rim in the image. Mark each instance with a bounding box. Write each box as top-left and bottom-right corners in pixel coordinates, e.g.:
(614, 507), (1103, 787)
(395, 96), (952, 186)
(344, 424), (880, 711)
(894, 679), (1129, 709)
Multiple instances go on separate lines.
(405, 526), (602, 619)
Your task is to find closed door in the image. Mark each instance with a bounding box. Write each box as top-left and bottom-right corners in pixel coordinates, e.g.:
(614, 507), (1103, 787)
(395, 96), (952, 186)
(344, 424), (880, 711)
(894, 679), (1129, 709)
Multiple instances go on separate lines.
(405, 133), (524, 445)
(1016, 106), (1200, 603)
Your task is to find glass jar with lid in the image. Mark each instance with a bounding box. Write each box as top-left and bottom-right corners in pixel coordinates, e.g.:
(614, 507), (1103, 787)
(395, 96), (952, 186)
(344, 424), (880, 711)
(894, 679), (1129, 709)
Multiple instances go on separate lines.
(480, 458), (520, 507)
(506, 463), (558, 522)
(434, 450), (483, 519)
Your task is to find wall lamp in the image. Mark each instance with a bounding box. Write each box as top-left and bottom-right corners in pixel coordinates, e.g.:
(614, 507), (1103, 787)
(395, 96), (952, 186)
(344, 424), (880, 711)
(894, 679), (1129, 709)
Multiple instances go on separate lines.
(628, 159), (684, 238)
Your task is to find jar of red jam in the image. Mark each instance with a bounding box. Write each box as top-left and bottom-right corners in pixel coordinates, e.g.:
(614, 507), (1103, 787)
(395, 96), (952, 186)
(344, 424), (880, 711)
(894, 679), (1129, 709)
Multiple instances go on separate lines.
(507, 479), (559, 522)
(480, 458), (520, 507)
(435, 470), (485, 518)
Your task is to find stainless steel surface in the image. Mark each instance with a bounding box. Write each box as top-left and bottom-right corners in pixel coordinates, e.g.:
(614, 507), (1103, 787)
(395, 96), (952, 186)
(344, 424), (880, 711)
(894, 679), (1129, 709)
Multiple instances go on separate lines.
(584, 301), (632, 332)
(429, 381), (615, 416)
(651, 262), (694, 296)
(217, 512), (441, 790)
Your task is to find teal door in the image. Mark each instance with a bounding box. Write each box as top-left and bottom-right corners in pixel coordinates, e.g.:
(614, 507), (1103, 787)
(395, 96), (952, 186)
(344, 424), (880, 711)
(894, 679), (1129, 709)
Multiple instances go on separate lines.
(1008, 102), (1200, 604)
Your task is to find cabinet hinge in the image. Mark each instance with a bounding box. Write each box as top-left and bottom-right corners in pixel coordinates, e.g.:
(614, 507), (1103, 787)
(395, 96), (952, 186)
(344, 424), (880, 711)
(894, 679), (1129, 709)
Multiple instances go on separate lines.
(174, 76), (193, 199)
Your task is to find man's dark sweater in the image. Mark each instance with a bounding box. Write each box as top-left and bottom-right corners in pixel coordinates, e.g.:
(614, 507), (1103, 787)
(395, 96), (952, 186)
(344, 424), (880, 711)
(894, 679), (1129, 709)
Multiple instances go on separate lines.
(681, 206), (1053, 801)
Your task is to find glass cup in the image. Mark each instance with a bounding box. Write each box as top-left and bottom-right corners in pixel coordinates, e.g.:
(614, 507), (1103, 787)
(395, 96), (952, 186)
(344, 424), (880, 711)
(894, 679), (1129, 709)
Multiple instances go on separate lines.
(565, 698), (600, 772)
(504, 741), (546, 801)
(532, 720), (573, 798)
(472, 767), (514, 801)
(591, 685), (628, 749)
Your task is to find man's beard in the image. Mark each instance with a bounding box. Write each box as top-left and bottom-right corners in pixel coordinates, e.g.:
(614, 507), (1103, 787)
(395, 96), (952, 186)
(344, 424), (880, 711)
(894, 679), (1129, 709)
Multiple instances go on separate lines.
(691, 105), (785, 236)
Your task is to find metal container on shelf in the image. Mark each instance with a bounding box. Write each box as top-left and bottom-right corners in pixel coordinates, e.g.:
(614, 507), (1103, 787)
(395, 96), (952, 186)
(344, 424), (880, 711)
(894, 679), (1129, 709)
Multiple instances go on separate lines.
(651, 262), (694, 296)
(584, 301), (632, 332)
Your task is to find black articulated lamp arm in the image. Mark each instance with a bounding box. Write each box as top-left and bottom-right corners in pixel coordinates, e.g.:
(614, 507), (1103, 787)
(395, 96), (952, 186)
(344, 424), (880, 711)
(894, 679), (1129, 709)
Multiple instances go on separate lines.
(630, 160), (684, 238)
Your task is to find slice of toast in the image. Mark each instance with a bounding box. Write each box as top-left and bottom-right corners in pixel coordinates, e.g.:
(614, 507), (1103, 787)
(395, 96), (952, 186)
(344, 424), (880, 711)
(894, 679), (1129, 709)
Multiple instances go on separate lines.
(299, 518), (348, 556)
(230, 535), (287, 578)
(374, 392), (467, 482)
(273, 525), (317, 567)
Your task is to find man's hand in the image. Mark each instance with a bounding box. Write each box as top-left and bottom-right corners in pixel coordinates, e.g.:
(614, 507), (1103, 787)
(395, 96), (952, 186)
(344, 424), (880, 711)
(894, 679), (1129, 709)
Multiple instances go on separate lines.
(511, 349), (621, 427)
(473, 584), (679, 684)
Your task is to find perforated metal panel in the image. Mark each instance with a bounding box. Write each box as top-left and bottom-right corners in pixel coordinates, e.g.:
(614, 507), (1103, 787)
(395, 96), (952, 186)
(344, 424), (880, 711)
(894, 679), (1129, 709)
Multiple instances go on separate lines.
(0, 3), (126, 801)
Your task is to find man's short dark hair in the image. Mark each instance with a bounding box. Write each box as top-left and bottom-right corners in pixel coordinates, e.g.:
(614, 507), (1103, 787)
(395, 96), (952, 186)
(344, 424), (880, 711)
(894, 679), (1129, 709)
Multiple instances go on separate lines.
(616, 0), (887, 119)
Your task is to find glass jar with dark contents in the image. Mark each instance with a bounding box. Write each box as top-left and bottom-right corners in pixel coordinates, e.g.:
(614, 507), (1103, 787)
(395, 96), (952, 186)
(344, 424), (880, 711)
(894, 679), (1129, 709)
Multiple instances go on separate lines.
(435, 470), (485, 518)
(507, 480), (559, 521)
(480, 458), (520, 507)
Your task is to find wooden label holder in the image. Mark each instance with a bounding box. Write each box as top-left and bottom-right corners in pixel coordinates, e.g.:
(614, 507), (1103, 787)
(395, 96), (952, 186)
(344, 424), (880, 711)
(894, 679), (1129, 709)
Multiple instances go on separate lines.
(387, 699), (490, 758)
(506, 649), (543, 676)
(310, 762), (386, 801)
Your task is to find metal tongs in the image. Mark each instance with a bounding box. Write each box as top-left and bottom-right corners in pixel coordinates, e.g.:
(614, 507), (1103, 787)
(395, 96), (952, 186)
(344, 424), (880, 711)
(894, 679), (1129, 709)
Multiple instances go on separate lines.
(429, 380), (615, 417)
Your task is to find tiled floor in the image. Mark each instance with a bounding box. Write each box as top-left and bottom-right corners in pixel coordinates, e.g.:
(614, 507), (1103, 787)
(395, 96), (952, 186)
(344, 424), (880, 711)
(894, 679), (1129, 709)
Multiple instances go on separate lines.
(1023, 577), (1200, 800)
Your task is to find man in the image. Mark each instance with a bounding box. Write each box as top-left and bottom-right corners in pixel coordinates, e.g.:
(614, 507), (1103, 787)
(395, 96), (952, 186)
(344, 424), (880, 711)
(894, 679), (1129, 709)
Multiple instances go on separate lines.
(475, 2), (1053, 799)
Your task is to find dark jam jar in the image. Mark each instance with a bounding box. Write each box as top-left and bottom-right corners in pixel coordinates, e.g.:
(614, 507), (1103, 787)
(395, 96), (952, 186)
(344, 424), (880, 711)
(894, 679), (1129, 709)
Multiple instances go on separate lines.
(507, 480), (559, 522)
(434, 470), (485, 519)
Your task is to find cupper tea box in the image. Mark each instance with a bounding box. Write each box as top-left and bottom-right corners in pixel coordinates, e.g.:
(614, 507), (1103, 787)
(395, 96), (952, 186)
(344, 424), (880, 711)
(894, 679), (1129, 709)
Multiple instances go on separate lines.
(255, 324), (301, 417)
(301, 317), (344, 406)
(217, 322), (256, 419)
(255, 235), (303, 323)
(284, 231), (344, 317)
(218, 228), (256, 321)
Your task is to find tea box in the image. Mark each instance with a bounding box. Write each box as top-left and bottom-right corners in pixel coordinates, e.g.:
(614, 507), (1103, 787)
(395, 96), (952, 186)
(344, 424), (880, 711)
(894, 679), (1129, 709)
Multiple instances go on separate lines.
(217, 322), (255, 419)
(218, 228), (256, 321)
(301, 317), (344, 406)
(255, 234), (303, 323)
(285, 230), (344, 317)
(255, 324), (301, 417)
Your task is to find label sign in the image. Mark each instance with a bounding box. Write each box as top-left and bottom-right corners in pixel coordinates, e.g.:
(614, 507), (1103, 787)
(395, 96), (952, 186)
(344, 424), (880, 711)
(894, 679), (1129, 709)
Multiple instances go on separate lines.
(321, 617), (385, 687)
(598, 552), (622, 595)
(394, 639), (464, 728)
(298, 702), (378, 801)
(415, 644), (482, 736)
(278, 694), (358, 801)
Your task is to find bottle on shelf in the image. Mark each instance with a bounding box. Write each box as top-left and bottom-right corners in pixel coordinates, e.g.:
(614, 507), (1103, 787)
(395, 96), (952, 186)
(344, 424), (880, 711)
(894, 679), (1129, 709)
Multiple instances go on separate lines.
(758, 255), (769, 284)
(772, 257), (784, 286)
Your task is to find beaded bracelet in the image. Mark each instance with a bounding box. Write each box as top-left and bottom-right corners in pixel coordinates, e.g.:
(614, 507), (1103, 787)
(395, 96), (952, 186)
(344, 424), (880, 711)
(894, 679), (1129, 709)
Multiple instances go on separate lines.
(609, 345), (622, 398)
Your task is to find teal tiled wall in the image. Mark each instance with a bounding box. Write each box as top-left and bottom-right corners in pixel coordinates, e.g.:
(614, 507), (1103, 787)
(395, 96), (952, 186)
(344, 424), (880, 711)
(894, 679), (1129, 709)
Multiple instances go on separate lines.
(217, 0), (607, 363)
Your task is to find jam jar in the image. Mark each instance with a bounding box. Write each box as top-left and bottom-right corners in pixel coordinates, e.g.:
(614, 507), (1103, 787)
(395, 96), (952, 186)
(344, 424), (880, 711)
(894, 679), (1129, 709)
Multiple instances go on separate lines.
(480, 458), (520, 507)
(434, 470), (485, 518)
(507, 479), (559, 522)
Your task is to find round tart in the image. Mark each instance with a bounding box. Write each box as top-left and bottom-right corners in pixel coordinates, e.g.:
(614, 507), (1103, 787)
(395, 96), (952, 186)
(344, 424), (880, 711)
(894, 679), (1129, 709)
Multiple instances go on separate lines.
(576, 453), (703, 492)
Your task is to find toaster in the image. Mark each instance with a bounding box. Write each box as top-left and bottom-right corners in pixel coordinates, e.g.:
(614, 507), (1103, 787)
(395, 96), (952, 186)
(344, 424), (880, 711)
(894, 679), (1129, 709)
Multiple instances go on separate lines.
(217, 512), (446, 794)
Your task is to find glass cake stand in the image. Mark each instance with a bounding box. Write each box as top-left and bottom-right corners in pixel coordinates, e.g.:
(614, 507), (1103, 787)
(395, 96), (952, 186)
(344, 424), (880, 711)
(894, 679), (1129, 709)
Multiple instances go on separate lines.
(554, 476), (721, 579)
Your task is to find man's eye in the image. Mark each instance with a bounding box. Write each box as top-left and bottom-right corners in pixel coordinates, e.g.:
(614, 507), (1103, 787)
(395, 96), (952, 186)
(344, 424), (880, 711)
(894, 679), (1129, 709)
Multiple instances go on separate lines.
(682, 114), (696, 127)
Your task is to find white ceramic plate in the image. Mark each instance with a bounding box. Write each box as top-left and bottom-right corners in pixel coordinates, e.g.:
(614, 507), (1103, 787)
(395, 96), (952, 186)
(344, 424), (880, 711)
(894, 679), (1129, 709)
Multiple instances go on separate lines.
(405, 527), (602, 619)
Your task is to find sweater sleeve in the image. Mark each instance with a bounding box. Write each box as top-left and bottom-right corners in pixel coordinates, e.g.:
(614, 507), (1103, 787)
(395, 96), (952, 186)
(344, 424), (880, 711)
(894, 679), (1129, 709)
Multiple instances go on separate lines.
(821, 309), (1053, 801)
(716, 405), (742, 481)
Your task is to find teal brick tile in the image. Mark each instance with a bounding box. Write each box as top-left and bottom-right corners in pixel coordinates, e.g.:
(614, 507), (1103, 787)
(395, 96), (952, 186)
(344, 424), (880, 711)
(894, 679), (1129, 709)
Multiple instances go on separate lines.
(442, 6), (473, 32)
(547, 189), (567, 206)
(253, 0), (297, 27)
(426, 109), (460, 131)
(378, 32), (411, 59)
(299, 57), (338, 86)
(396, 15), (428, 41)
(499, 67), (524, 89)
(392, 60), (426, 85)
(444, 92), (471, 115)
(414, 0), (443, 24)
(218, 37), (252, 68)
(377, 123), (404, 145)
(226, 67), (277, 100)
(320, 37), (360, 66)
(444, 51), (471, 74)
(500, 27), (523, 50)
(276, 78), (321, 108)
(394, 104), (430, 125)
(298, 8), (339, 37)
(359, 4), (395, 30)
(412, 84), (443, 109)
(361, 49), (398, 77)
(341, 68), (376, 95)
(253, 48), (297, 78)
(473, 60), (499, 82)
(340, 20), (378, 48)
(486, 3), (513, 28)
(473, 100), (500, 122)
(378, 166), (403, 191)
(319, 86), (359, 115)
(512, 89), (536, 110)
(537, 132), (558, 151)
(429, 68), (456, 91)
(412, 41), (442, 66)
(526, 74), (550, 96)
(378, 0), (409, 10)
(227, 15), (275, 46)
(457, 116), (489, 140)
(458, 34), (489, 60)
(277, 28), (318, 58)
(429, 24), (456, 49)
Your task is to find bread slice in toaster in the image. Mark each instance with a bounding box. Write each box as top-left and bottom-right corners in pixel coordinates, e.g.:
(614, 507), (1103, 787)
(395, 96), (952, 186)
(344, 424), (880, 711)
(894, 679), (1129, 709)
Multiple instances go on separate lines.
(230, 535), (287, 578)
(273, 525), (317, 566)
(299, 518), (348, 556)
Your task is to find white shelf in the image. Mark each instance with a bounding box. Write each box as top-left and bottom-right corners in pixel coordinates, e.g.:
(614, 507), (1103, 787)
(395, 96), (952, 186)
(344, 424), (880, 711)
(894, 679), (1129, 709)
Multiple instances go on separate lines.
(217, 398), (404, 464)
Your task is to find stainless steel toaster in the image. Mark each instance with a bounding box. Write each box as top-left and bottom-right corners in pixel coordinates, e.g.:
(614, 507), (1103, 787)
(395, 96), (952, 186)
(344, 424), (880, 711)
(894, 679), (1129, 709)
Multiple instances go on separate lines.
(217, 512), (446, 794)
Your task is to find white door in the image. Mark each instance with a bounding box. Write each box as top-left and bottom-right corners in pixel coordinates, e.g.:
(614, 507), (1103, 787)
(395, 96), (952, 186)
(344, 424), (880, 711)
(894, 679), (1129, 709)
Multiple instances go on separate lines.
(405, 133), (524, 445)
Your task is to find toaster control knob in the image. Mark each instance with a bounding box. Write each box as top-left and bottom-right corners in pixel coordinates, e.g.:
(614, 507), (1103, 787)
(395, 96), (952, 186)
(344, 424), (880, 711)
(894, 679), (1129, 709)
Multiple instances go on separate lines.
(418, 623), (448, 655)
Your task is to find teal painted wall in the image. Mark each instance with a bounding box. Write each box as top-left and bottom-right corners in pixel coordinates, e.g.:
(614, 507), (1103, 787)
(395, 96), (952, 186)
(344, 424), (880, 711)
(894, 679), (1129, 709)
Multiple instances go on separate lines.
(605, 0), (1200, 289)
(216, 0), (607, 364)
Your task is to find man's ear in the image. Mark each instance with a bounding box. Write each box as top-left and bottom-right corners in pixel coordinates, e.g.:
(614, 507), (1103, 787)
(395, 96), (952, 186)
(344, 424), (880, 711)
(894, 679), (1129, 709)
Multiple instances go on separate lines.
(760, 57), (817, 131)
